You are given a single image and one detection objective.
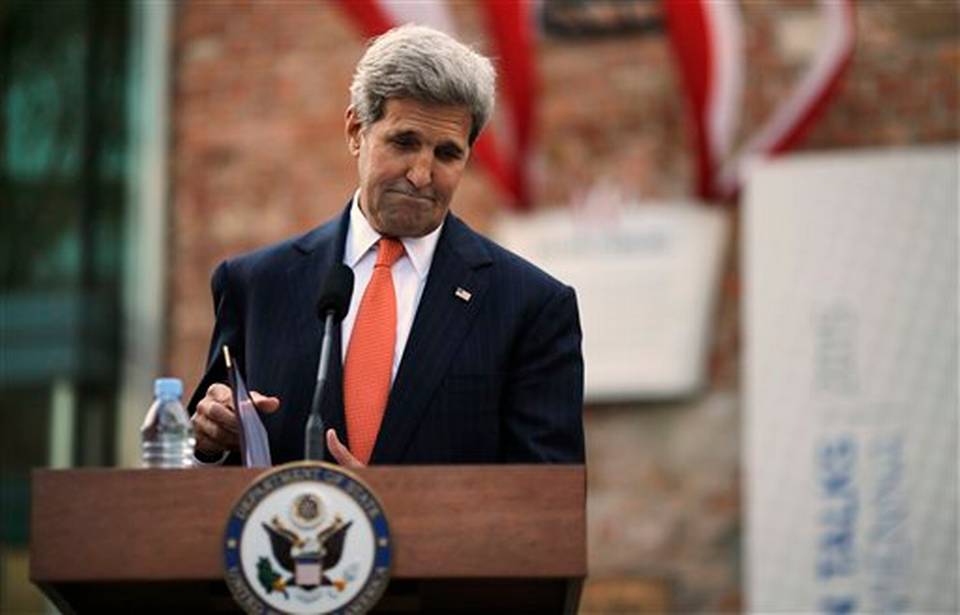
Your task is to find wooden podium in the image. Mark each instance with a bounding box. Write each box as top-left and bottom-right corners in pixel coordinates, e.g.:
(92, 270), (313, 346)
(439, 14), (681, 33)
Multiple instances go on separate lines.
(31, 466), (585, 613)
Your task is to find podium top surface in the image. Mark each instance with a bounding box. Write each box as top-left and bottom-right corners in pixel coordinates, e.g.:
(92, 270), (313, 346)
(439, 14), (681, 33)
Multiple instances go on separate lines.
(31, 465), (586, 583)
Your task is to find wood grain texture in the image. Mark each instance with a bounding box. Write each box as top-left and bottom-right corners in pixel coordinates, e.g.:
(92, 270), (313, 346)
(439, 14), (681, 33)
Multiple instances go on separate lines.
(30, 465), (585, 583)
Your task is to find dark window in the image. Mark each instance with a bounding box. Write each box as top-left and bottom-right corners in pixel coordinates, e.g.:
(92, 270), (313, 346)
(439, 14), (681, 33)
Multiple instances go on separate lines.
(1, 0), (130, 555)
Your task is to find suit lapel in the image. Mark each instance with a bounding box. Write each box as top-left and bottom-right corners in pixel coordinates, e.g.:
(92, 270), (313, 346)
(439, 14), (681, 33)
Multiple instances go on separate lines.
(281, 204), (351, 461)
(371, 215), (492, 463)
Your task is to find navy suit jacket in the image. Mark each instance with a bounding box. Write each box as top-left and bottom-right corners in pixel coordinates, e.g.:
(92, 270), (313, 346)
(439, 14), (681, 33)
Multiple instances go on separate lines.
(188, 205), (585, 465)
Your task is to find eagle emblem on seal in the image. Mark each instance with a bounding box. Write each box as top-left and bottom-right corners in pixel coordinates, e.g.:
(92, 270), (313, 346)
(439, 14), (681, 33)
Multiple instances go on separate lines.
(256, 492), (354, 597)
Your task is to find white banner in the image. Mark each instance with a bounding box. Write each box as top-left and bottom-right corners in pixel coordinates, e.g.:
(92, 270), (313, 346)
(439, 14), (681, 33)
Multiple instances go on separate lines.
(744, 146), (959, 613)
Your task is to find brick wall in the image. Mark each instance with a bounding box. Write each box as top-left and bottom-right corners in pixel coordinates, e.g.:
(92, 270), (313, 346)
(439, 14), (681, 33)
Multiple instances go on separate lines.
(168, 1), (958, 611)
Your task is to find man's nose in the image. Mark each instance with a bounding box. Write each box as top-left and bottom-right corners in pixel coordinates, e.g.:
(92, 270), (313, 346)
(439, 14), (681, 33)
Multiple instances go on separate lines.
(406, 152), (432, 189)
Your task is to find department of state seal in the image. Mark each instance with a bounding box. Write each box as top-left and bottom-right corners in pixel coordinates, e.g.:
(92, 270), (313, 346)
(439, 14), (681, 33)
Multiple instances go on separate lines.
(223, 462), (391, 614)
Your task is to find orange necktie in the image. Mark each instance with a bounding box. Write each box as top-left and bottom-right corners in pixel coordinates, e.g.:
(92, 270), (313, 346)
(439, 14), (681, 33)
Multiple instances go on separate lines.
(343, 237), (405, 464)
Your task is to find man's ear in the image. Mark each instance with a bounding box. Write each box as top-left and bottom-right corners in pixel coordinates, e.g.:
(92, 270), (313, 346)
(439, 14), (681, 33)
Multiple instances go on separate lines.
(345, 107), (363, 157)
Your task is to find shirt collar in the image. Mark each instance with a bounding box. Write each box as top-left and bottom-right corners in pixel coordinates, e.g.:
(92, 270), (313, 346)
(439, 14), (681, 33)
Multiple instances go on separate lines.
(345, 189), (443, 279)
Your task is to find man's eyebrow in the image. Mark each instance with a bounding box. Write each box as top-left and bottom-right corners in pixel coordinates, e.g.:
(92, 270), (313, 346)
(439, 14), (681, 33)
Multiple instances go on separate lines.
(387, 129), (419, 140)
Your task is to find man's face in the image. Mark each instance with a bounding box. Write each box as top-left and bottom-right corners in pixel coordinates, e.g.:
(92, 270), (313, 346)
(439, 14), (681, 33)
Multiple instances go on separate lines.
(346, 98), (471, 238)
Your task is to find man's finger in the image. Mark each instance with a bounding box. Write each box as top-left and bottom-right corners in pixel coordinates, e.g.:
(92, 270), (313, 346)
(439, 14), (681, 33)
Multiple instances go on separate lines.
(195, 414), (220, 444)
(193, 414), (238, 453)
(207, 383), (234, 407)
(326, 429), (364, 468)
(250, 391), (281, 413)
(196, 394), (238, 429)
(193, 415), (218, 452)
(205, 402), (240, 434)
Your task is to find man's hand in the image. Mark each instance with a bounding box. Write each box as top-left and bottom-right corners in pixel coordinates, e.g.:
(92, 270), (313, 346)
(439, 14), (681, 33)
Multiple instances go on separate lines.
(192, 383), (280, 455)
(326, 429), (365, 468)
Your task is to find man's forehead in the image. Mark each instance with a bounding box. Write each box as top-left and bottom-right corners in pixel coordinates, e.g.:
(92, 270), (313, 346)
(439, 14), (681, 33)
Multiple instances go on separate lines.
(379, 99), (471, 139)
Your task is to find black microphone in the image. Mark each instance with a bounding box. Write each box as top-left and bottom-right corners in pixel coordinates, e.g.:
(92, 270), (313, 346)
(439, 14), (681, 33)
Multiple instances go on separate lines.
(305, 263), (354, 461)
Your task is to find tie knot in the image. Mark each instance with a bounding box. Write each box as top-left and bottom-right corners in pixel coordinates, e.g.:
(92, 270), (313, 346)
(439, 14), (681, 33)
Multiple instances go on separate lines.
(375, 237), (404, 268)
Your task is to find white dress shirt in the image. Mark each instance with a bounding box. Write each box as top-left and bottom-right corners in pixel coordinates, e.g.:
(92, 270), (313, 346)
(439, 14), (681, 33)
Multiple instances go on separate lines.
(341, 190), (443, 382)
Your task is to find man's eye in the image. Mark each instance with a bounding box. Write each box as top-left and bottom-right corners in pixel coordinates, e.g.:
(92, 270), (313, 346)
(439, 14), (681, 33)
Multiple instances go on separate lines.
(437, 148), (462, 161)
(392, 136), (416, 148)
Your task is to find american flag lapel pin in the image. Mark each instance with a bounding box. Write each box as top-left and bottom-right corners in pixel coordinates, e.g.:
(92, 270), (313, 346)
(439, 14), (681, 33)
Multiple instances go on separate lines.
(454, 287), (472, 302)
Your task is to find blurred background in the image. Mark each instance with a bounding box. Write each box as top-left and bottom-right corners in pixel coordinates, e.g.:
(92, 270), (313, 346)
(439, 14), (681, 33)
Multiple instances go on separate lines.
(1, 0), (957, 613)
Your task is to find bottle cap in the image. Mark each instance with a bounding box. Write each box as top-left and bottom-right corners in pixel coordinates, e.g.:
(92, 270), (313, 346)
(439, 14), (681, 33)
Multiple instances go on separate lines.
(154, 377), (183, 399)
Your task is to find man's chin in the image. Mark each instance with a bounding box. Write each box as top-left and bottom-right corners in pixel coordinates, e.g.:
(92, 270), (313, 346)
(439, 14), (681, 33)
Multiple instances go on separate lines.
(375, 201), (445, 238)
(381, 220), (437, 238)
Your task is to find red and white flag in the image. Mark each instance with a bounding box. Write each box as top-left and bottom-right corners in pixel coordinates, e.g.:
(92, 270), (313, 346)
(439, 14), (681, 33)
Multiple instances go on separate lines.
(664, 0), (856, 202)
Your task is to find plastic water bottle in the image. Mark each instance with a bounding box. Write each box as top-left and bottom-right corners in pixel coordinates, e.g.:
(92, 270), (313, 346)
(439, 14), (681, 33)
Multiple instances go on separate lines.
(141, 378), (196, 468)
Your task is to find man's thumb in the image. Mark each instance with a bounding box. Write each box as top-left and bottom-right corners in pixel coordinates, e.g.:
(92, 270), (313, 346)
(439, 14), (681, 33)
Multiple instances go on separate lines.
(250, 391), (281, 413)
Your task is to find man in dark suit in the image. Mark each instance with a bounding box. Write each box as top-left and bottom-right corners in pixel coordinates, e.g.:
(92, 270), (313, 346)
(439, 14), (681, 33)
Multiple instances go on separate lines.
(188, 24), (584, 467)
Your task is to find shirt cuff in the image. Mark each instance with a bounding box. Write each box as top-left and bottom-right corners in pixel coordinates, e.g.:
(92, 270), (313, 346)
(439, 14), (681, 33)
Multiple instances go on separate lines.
(192, 449), (230, 466)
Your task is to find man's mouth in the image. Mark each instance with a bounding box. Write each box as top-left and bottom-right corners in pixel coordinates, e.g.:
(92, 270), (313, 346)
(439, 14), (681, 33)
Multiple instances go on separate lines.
(387, 189), (435, 203)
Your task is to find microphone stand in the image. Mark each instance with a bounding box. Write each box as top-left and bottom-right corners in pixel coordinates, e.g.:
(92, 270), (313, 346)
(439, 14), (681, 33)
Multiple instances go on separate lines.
(305, 311), (335, 461)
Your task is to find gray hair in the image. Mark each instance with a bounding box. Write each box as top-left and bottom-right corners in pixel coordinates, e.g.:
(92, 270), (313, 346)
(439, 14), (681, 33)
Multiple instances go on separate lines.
(349, 24), (496, 146)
